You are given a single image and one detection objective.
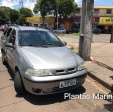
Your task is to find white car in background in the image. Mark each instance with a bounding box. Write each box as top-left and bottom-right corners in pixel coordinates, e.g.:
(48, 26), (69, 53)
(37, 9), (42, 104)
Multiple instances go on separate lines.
(53, 28), (66, 34)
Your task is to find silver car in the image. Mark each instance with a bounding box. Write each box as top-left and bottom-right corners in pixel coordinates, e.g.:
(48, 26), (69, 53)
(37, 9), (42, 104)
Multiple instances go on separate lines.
(1, 26), (87, 95)
(53, 28), (66, 34)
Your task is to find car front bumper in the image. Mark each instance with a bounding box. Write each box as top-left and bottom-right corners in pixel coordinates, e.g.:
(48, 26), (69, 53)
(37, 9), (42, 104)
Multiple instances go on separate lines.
(21, 70), (87, 95)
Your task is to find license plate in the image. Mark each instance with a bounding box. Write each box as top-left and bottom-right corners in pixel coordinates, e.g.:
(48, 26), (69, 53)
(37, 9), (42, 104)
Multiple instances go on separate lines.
(59, 79), (76, 88)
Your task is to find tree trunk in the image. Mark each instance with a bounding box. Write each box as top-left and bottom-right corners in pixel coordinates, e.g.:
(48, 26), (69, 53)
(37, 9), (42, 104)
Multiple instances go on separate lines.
(82, 0), (94, 61)
(110, 25), (113, 43)
(42, 16), (45, 27)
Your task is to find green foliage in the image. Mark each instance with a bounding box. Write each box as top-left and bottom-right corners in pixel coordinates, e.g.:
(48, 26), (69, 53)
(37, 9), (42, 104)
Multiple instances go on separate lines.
(19, 7), (33, 17)
(33, 0), (77, 23)
(0, 6), (11, 24)
(0, 6), (33, 25)
(19, 7), (33, 25)
(33, 0), (52, 25)
(58, 0), (77, 18)
(10, 9), (20, 23)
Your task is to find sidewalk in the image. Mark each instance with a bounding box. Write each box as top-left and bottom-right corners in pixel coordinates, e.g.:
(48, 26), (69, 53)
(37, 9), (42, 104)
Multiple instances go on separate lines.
(85, 43), (113, 92)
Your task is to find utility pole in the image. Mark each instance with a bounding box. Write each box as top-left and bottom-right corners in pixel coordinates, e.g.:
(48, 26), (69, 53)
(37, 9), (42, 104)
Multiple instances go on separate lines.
(82, 0), (94, 60)
(78, 0), (86, 57)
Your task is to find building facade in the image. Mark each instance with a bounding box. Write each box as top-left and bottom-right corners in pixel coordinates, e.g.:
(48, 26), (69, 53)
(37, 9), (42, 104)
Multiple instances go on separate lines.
(70, 5), (113, 33)
(26, 16), (55, 30)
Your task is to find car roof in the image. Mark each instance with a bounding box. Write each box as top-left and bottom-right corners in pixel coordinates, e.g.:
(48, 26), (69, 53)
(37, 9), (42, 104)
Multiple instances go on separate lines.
(10, 25), (49, 32)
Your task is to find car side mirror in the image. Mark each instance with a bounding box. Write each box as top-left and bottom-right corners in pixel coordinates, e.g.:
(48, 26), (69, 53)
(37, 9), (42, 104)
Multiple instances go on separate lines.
(5, 43), (14, 48)
(63, 41), (67, 46)
(1, 36), (6, 40)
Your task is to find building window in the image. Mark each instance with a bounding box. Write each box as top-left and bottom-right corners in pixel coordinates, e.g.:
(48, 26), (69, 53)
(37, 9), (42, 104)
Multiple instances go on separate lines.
(94, 9), (99, 15)
(106, 9), (112, 14)
(75, 8), (80, 14)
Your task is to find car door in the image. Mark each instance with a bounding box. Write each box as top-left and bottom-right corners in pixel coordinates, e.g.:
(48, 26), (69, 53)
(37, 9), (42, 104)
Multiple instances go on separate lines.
(9, 29), (17, 70)
(2, 28), (13, 54)
(1, 29), (8, 51)
(6, 29), (16, 70)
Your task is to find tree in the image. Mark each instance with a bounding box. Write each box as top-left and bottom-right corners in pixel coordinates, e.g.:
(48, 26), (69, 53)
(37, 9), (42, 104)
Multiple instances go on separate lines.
(56, 0), (77, 19)
(33, 0), (77, 25)
(0, 6), (11, 24)
(10, 9), (20, 24)
(19, 7), (33, 25)
(33, 0), (51, 26)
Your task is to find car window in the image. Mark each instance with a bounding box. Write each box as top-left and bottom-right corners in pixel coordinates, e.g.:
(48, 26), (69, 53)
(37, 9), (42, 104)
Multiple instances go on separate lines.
(1, 29), (8, 39)
(11, 29), (16, 37)
(18, 30), (64, 47)
(6, 28), (13, 42)
(8, 29), (16, 45)
(3, 30), (7, 35)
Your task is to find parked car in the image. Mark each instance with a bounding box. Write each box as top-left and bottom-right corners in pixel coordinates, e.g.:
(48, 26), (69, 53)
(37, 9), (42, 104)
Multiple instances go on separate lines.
(70, 28), (80, 33)
(53, 28), (66, 34)
(93, 28), (102, 34)
(1, 26), (87, 95)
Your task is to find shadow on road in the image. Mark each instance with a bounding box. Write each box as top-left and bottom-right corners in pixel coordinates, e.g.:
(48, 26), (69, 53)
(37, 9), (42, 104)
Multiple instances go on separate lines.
(103, 92), (113, 111)
(110, 76), (113, 80)
(94, 61), (113, 71)
(22, 86), (86, 105)
(5, 64), (15, 80)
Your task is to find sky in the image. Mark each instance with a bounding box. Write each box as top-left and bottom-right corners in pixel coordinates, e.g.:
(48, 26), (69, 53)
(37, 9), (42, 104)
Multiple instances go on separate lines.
(0, 0), (113, 11)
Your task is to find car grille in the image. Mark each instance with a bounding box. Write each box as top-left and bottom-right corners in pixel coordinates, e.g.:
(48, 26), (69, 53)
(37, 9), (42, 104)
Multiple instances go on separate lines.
(54, 67), (77, 75)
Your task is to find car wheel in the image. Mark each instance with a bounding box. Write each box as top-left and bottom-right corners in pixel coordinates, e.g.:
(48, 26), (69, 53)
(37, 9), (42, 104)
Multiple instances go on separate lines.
(14, 71), (26, 95)
(2, 53), (7, 65)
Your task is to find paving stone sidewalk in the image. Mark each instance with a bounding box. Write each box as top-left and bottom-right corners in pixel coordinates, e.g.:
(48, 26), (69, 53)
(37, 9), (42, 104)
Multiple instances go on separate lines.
(85, 43), (113, 91)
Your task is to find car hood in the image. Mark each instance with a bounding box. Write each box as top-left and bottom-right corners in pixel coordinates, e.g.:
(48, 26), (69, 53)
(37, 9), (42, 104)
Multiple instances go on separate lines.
(20, 47), (78, 69)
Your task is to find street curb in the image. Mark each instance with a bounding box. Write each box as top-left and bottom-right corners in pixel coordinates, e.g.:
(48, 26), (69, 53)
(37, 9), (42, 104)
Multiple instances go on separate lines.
(88, 72), (113, 92)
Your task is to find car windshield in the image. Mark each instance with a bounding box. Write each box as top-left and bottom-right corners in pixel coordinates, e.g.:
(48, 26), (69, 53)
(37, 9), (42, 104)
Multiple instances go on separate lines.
(18, 30), (64, 47)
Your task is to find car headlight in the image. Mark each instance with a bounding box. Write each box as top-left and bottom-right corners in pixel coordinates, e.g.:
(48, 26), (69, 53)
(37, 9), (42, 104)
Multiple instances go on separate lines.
(25, 69), (52, 77)
(78, 63), (86, 71)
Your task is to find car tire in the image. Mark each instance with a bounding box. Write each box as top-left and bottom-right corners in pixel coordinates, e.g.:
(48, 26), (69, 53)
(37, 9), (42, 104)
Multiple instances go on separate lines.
(14, 71), (26, 95)
(2, 53), (7, 65)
